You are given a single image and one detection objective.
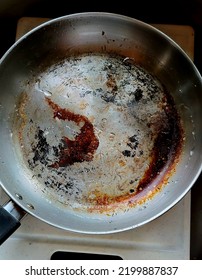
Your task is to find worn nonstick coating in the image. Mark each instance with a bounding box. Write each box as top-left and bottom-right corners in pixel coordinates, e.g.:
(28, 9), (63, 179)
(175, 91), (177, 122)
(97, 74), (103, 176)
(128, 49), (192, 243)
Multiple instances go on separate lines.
(0, 12), (202, 235)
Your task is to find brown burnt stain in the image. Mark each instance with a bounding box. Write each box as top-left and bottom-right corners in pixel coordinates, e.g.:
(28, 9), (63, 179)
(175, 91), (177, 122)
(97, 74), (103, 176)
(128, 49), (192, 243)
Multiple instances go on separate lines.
(87, 189), (133, 213)
(135, 101), (183, 194)
(119, 160), (126, 167)
(86, 89), (184, 214)
(46, 97), (99, 168)
(106, 73), (118, 93)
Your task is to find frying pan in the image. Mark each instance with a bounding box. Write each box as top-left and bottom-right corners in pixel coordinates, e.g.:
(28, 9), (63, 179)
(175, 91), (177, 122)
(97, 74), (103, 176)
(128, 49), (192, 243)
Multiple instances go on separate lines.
(0, 12), (202, 245)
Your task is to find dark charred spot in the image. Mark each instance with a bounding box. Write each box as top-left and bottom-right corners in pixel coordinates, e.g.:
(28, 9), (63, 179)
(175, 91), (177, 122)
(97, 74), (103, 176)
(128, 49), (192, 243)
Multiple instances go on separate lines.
(32, 128), (50, 166)
(122, 150), (131, 157)
(128, 134), (138, 148)
(122, 134), (139, 158)
(134, 88), (143, 102)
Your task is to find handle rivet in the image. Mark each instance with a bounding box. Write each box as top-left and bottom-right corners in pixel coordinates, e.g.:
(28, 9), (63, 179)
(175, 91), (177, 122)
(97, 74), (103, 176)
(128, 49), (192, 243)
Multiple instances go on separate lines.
(15, 193), (23, 200)
(26, 203), (35, 210)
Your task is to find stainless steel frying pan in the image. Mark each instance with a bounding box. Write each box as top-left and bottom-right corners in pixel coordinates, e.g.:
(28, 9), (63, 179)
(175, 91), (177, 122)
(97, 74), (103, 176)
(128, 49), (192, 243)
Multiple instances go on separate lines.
(0, 12), (202, 244)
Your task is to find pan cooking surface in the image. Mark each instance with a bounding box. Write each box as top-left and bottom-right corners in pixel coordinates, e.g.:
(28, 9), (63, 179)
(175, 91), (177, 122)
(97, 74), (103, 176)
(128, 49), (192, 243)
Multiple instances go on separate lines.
(13, 52), (183, 214)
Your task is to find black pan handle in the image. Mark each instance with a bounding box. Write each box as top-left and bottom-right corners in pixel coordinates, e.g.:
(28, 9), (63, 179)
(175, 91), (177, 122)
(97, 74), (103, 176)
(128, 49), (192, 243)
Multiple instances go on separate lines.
(0, 200), (26, 245)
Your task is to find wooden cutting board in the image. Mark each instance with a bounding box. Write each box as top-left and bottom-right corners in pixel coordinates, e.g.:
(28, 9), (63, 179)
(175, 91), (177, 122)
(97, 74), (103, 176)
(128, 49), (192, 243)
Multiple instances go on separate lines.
(15, 17), (194, 61)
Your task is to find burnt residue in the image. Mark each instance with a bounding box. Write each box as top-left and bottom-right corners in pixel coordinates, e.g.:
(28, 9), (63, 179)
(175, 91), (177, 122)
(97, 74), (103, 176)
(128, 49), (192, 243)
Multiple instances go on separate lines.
(135, 94), (183, 194)
(134, 88), (143, 102)
(88, 102), (183, 209)
(28, 127), (62, 170)
(128, 134), (139, 149)
(106, 73), (118, 93)
(18, 52), (185, 213)
(45, 175), (75, 192)
(28, 127), (50, 169)
(100, 62), (118, 103)
(122, 150), (131, 157)
(46, 97), (99, 168)
(100, 57), (162, 107)
(122, 58), (160, 101)
(122, 134), (139, 158)
(27, 99), (99, 170)
(33, 128), (49, 165)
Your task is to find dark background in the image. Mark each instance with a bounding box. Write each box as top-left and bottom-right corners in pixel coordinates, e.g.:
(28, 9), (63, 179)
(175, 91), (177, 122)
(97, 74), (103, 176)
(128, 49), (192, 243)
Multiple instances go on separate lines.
(0, 0), (201, 259)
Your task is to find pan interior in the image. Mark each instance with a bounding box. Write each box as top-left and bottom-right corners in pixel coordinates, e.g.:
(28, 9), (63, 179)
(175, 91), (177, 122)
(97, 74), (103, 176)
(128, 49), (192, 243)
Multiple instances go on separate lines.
(12, 52), (183, 215)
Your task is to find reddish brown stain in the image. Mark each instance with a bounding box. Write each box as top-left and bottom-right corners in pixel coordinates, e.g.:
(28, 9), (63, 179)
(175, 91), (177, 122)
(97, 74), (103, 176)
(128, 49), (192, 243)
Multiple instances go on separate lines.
(86, 91), (184, 211)
(46, 97), (99, 168)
